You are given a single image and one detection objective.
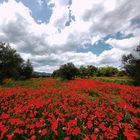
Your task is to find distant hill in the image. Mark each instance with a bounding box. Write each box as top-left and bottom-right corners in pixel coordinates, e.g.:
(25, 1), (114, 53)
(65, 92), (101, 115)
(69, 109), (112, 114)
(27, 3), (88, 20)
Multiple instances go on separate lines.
(33, 71), (52, 77)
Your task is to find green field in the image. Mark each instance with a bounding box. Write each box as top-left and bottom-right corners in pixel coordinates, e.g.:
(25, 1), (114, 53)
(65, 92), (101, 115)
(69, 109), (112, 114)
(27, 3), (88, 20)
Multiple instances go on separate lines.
(92, 77), (136, 85)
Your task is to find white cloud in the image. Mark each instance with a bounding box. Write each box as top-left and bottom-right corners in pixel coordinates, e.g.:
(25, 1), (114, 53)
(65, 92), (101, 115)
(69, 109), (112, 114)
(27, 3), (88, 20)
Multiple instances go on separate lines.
(97, 48), (125, 67)
(106, 37), (140, 51)
(48, 0), (70, 30)
(37, 0), (44, 7)
(91, 35), (101, 45)
(0, 0), (140, 72)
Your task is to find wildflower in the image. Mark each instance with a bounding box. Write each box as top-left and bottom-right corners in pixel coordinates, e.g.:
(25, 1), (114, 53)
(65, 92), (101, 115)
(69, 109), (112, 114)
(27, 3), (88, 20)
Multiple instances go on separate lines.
(6, 134), (14, 140)
(52, 120), (58, 135)
(64, 137), (69, 140)
(86, 121), (93, 129)
(41, 129), (47, 136)
(72, 127), (81, 135)
(90, 134), (96, 140)
(30, 135), (36, 140)
(94, 128), (99, 133)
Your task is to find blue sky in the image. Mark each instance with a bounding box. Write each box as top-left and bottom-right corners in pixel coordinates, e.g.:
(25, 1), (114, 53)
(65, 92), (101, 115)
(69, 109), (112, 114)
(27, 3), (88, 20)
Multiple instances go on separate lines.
(18, 0), (53, 23)
(0, 0), (140, 72)
(0, 0), (53, 22)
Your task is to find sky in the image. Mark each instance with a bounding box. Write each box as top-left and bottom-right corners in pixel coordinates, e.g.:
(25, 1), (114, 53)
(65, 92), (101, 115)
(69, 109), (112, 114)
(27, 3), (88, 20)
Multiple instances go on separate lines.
(0, 0), (140, 73)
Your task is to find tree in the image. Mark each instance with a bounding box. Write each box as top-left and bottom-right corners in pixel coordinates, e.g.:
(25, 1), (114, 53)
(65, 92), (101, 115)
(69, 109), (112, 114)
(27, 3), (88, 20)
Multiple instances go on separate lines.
(52, 69), (60, 78)
(20, 59), (33, 79)
(117, 70), (126, 76)
(97, 66), (119, 76)
(78, 65), (98, 78)
(87, 65), (98, 77)
(0, 42), (24, 82)
(53, 63), (78, 80)
(0, 71), (4, 83)
(122, 44), (140, 84)
(0, 42), (33, 82)
(78, 66), (88, 78)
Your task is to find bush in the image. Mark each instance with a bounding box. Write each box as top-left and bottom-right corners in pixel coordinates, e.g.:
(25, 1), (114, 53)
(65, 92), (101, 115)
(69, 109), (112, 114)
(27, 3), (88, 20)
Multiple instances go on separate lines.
(97, 66), (119, 76)
(52, 63), (78, 80)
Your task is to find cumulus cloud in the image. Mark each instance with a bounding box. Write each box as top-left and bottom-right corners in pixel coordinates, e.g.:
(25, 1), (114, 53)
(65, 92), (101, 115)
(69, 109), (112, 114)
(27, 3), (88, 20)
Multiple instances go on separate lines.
(0, 0), (140, 72)
(106, 37), (140, 51)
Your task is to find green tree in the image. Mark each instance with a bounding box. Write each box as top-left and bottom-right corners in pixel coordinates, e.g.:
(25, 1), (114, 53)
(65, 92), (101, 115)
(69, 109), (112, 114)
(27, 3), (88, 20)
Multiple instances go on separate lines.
(53, 63), (78, 80)
(20, 59), (33, 80)
(97, 66), (119, 76)
(52, 69), (60, 78)
(0, 42), (33, 82)
(0, 42), (24, 82)
(117, 70), (126, 76)
(122, 44), (140, 84)
(87, 65), (98, 77)
(78, 66), (88, 78)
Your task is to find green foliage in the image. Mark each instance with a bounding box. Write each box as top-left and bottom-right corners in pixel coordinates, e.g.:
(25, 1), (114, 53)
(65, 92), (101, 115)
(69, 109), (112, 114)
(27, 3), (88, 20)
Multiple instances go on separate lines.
(92, 77), (135, 85)
(0, 42), (33, 82)
(20, 59), (33, 80)
(117, 70), (126, 76)
(77, 65), (120, 78)
(122, 44), (140, 85)
(52, 69), (61, 79)
(53, 64), (126, 81)
(3, 80), (35, 88)
(78, 66), (88, 78)
(52, 63), (78, 80)
(89, 90), (99, 97)
(97, 66), (119, 76)
(78, 65), (98, 78)
(0, 42), (23, 82)
(87, 65), (98, 76)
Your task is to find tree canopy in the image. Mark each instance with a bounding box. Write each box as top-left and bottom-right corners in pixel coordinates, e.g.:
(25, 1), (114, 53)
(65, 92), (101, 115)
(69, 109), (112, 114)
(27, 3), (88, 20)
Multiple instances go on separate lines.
(0, 42), (33, 83)
(122, 44), (140, 84)
(52, 63), (78, 80)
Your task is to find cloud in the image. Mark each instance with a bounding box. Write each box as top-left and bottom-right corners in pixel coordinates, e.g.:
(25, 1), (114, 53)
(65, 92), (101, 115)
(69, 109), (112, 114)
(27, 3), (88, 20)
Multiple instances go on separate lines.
(106, 37), (140, 51)
(37, 0), (44, 7)
(0, 0), (140, 72)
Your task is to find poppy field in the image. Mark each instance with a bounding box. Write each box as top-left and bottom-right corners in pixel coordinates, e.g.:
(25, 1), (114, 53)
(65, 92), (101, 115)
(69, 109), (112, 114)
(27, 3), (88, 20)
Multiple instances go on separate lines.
(0, 78), (140, 140)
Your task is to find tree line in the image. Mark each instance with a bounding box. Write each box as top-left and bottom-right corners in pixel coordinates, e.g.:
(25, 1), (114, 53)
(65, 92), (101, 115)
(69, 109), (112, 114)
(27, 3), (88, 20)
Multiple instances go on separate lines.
(52, 44), (140, 85)
(0, 42), (140, 85)
(52, 63), (126, 80)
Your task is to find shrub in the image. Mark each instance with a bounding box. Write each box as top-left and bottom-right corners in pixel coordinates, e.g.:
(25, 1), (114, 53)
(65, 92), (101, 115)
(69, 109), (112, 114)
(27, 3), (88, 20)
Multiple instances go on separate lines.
(52, 63), (78, 80)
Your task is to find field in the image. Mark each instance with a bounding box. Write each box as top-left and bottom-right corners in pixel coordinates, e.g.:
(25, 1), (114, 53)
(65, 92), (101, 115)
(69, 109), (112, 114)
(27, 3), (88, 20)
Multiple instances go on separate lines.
(0, 78), (140, 140)
(92, 77), (135, 86)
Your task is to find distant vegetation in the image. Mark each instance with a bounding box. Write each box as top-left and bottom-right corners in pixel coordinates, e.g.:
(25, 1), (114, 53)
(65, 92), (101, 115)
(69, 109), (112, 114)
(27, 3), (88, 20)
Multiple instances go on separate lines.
(92, 77), (135, 85)
(52, 63), (78, 80)
(33, 72), (51, 78)
(52, 63), (126, 81)
(52, 44), (140, 85)
(0, 41), (140, 86)
(77, 65), (126, 77)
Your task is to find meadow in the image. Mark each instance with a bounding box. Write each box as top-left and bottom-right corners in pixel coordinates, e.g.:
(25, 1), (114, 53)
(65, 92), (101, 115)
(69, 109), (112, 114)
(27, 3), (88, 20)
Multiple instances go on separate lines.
(92, 77), (136, 86)
(0, 78), (140, 140)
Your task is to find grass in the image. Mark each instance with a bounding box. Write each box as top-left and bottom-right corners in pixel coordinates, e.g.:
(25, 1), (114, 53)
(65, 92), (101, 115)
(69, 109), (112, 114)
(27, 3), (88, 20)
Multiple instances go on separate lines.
(1, 78), (42, 88)
(3, 80), (34, 87)
(92, 77), (136, 85)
